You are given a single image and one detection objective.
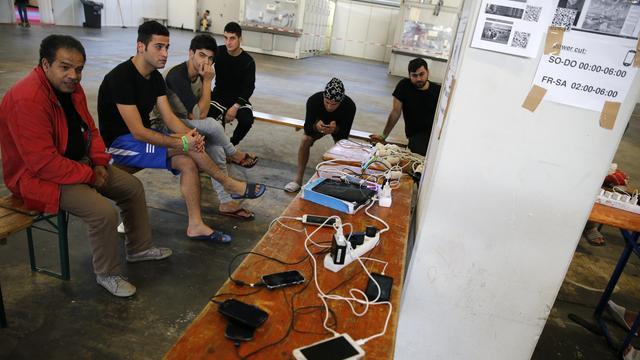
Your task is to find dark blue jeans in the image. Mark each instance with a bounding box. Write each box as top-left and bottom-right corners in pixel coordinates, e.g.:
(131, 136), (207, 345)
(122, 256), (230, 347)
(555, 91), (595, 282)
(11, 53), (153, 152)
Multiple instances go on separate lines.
(16, 4), (28, 24)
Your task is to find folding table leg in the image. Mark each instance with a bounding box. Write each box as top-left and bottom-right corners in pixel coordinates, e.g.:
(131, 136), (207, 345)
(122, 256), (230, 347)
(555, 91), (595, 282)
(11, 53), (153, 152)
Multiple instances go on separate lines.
(0, 283), (7, 328)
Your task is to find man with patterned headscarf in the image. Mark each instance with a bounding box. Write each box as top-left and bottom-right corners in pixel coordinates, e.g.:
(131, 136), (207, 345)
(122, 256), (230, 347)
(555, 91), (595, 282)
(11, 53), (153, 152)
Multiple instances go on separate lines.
(284, 78), (356, 192)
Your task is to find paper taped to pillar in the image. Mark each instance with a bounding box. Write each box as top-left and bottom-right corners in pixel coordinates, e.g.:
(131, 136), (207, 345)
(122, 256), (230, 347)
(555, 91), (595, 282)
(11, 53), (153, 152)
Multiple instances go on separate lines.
(470, 0), (555, 58)
(531, 31), (638, 112)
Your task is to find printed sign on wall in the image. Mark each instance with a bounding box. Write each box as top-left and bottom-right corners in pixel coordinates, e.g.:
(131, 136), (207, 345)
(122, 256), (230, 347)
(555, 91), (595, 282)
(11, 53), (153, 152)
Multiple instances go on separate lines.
(531, 31), (637, 112)
(471, 0), (555, 57)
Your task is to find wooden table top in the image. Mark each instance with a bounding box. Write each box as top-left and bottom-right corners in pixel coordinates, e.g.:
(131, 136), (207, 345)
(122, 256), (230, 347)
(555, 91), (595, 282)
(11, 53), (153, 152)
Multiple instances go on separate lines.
(589, 202), (640, 233)
(164, 171), (415, 359)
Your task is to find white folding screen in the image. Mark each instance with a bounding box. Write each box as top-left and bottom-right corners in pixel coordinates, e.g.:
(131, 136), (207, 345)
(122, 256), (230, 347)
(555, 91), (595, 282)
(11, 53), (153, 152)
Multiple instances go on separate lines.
(168, 0), (196, 30)
(330, 0), (398, 62)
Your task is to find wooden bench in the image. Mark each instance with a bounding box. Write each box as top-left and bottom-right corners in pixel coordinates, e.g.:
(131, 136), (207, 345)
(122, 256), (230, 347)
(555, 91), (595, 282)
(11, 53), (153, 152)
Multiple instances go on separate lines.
(0, 195), (70, 328)
(142, 17), (168, 26)
(0, 198), (34, 328)
(253, 111), (408, 146)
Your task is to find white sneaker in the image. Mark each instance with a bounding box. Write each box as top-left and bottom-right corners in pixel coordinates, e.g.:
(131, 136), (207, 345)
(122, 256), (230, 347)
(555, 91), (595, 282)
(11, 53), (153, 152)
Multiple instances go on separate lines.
(117, 222), (125, 234)
(96, 274), (136, 297)
(624, 347), (640, 360)
(284, 181), (301, 193)
(126, 247), (172, 263)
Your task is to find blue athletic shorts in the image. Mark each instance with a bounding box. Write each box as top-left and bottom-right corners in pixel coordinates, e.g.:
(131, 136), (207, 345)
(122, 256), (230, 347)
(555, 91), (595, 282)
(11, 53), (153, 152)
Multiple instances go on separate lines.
(107, 133), (177, 174)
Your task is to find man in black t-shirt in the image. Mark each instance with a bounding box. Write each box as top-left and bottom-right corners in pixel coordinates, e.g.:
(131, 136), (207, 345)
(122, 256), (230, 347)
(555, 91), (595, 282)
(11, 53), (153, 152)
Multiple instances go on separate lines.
(209, 22), (256, 145)
(370, 58), (441, 155)
(98, 21), (266, 245)
(284, 78), (356, 193)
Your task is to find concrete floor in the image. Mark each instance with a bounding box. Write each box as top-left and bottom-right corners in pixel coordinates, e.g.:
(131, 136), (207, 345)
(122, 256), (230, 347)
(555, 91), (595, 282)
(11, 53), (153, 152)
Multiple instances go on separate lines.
(0, 24), (638, 359)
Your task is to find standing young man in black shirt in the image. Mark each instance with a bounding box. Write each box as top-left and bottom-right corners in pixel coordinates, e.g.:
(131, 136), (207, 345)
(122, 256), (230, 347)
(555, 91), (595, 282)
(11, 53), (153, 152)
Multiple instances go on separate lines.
(209, 22), (256, 145)
(98, 21), (266, 245)
(370, 58), (441, 155)
(284, 78), (356, 192)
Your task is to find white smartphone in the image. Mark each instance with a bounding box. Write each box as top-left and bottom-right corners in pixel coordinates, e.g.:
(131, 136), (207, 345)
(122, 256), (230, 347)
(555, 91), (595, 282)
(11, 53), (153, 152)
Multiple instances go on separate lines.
(292, 333), (365, 360)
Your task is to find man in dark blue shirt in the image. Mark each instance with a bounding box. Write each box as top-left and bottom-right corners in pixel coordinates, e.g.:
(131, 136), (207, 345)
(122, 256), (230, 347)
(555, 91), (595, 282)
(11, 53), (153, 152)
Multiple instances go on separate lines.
(284, 78), (356, 192)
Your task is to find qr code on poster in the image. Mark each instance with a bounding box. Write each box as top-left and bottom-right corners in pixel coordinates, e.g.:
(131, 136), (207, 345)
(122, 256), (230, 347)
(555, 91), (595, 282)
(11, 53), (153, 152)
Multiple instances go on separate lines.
(511, 31), (530, 48)
(523, 5), (542, 22)
(552, 7), (577, 30)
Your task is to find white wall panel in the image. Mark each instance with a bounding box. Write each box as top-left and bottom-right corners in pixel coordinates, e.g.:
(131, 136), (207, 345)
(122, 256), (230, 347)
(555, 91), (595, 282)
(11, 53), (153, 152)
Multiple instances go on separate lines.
(52, 0), (82, 26)
(383, 11), (398, 62)
(0, 0), (15, 24)
(330, 1), (350, 55)
(363, 6), (391, 61)
(330, 0), (398, 62)
(343, 2), (368, 58)
(168, 0), (196, 30)
(39, 0), (55, 24)
(395, 0), (640, 358)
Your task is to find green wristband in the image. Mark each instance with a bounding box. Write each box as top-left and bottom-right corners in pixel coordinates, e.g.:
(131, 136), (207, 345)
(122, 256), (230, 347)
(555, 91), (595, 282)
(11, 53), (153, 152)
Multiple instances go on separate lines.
(181, 135), (188, 152)
(380, 133), (388, 140)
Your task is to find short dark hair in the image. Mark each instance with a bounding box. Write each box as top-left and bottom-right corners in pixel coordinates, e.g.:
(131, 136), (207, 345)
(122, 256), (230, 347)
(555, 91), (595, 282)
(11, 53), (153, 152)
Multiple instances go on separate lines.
(408, 58), (428, 73)
(137, 20), (170, 47)
(224, 22), (242, 37)
(39, 34), (86, 66)
(190, 34), (217, 53)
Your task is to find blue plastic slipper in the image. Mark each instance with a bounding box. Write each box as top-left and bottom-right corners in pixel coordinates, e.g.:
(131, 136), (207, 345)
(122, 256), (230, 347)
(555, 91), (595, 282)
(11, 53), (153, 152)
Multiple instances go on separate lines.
(231, 183), (266, 200)
(188, 231), (232, 244)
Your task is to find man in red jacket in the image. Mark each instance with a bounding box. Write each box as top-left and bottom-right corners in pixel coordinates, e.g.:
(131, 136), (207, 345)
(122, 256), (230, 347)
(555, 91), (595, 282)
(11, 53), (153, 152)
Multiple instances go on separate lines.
(0, 35), (171, 298)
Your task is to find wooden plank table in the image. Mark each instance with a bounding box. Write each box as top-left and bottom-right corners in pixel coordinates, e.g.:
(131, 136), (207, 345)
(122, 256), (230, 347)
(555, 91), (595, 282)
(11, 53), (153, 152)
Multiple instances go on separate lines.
(164, 167), (415, 359)
(588, 203), (640, 356)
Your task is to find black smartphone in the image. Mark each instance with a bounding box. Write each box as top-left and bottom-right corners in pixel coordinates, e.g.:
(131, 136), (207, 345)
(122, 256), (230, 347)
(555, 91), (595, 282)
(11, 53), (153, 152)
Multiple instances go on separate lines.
(261, 270), (305, 289)
(623, 50), (636, 67)
(218, 299), (268, 328)
(225, 320), (256, 342)
(301, 215), (337, 227)
(364, 273), (393, 302)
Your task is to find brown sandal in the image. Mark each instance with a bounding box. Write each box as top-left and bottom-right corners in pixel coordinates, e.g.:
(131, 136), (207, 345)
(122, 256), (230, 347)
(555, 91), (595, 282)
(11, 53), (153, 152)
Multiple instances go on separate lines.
(230, 153), (258, 168)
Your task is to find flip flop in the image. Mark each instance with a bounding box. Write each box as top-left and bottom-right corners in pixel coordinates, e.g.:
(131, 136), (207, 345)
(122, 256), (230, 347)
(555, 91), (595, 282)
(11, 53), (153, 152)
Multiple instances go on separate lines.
(607, 300), (638, 336)
(231, 183), (266, 200)
(284, 181), (301, 193)
(230, 153), (258, 169)
(188, 230), (232, 244)
(219, 208), (255, 220)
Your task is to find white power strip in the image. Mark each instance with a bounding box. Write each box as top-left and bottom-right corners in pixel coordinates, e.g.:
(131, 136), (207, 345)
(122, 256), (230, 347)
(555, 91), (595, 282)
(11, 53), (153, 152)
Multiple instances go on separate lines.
(324, 232), (380, 272)
(595, 191), (640, 215)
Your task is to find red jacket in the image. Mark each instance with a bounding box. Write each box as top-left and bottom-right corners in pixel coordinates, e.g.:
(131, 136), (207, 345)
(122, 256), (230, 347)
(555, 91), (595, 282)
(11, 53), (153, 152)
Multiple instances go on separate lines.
(0, 67), (111, 213)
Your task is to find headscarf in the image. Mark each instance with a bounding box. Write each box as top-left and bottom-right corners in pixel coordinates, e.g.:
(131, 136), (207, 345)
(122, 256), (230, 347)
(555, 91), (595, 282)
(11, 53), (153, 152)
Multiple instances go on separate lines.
(323, 77), (345, 102)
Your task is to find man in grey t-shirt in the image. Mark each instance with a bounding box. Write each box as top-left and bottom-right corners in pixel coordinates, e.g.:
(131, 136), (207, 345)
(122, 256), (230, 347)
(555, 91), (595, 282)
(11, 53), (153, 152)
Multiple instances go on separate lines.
(162, 34), (259, 220)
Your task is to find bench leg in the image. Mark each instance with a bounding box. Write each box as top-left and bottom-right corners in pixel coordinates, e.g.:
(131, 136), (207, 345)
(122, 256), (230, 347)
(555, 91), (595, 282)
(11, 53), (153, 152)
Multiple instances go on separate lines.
(26, 211), (70, 281)
(57, 211), (70, 281)
(0, 282), (7, 328)
(26, 226), (37, 272)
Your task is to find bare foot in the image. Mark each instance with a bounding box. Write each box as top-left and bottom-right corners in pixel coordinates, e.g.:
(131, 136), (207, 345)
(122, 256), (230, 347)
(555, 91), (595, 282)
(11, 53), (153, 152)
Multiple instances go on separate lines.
(186, 222), (215, 237)
(223, 178), (246, 195)
(229, 151), (247, 164)
(219, 201), (242, 213)
(229, 151), (258, 167)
